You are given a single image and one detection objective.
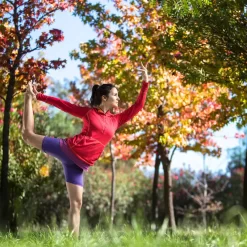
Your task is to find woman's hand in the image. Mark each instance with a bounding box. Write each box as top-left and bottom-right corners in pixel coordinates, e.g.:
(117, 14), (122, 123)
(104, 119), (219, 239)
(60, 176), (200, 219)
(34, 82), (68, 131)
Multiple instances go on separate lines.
(138, 62), (149, 82)
(25, 82), (39, 100)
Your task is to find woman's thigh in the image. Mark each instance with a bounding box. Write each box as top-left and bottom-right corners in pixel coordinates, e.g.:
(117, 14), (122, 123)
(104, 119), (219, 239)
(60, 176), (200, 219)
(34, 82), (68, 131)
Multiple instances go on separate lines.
(63, 162), (85, 187)
(42, 136), (85, 187)
(42, 136), (70, 162)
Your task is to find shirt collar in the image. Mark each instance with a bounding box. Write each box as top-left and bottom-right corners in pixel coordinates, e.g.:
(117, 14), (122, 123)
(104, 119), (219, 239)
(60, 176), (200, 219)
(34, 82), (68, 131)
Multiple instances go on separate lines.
(93, 107), (112, 115)
(96, 107), (104, 113)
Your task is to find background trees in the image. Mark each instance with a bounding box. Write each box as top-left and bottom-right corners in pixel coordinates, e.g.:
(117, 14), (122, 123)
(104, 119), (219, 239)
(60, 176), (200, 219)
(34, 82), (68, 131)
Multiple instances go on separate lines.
(71, 0), (231, 231)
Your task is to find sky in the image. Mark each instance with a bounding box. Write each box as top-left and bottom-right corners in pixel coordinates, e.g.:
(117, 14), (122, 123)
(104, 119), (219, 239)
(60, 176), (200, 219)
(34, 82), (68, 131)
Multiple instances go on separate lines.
(29, 5), (243, 174)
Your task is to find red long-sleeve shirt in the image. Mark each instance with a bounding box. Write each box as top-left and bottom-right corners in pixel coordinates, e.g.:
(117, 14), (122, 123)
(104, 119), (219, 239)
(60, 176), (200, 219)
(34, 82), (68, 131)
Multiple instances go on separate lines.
(36, 81), (149, 168)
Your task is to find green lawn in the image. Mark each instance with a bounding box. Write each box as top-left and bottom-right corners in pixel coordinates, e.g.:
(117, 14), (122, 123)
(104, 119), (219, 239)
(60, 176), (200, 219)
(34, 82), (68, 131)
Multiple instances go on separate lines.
(0, 225), (247, 247)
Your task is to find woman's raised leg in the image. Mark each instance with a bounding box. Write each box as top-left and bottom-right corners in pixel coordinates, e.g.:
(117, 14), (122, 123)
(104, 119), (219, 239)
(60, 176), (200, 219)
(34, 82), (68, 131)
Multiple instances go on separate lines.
(22, 83), (83, 237)
(21, 92), (45, 150)
(66, 182), (83, 238)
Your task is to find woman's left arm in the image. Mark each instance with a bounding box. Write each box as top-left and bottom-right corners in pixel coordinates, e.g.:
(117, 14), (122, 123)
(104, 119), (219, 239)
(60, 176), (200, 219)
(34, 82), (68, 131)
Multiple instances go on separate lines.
(115, 63), (150, 129)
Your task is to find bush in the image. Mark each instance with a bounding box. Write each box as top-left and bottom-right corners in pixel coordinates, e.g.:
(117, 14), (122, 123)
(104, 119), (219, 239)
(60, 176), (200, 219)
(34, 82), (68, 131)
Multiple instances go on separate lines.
(83, 161), (152, 227)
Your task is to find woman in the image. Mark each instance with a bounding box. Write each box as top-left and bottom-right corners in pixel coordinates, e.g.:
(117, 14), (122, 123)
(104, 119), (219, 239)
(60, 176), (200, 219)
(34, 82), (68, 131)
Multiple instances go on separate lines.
(21, 63), (149, 237)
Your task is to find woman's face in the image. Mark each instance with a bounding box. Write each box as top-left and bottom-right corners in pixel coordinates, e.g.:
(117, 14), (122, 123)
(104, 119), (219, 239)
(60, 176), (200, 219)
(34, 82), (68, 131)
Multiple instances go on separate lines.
(104, 87), (120, 109)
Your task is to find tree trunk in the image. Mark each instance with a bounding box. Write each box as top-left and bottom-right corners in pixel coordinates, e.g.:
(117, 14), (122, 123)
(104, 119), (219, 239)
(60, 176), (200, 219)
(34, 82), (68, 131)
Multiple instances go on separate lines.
(202, 153), (207, 228)
(9, 185), (18, 234)
(109, 141), (116, 227)
(160, 146), (176, 232)
(152, 143), (161, 223)
(0, 72), (16, 232)
(155, 105), (176, 231)
(163, 161), (176, 231)
(243, 148), (247, 209)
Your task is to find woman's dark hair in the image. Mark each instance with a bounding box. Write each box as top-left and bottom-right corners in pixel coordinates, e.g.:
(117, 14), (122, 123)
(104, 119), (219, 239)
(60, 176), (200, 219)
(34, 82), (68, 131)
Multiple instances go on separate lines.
(90, 83), (116, 107)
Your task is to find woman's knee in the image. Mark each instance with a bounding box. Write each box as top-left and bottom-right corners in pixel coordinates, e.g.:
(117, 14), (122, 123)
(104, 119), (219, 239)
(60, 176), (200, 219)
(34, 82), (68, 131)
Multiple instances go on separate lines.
(21, 130), (44, 150)
(66, 183), (84, 212)
(70, 198), (83, 212)
(21, 129), (33, 144)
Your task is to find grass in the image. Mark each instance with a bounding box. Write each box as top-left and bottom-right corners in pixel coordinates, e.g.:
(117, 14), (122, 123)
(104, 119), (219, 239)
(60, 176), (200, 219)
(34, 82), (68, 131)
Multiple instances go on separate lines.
(1, 224), (247, 247)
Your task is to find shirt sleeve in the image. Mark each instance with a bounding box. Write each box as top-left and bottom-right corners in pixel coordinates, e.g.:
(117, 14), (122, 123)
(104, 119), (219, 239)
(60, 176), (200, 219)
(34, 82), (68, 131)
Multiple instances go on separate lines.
(36, 93), (90, 118)
(115, 81), (149, 129)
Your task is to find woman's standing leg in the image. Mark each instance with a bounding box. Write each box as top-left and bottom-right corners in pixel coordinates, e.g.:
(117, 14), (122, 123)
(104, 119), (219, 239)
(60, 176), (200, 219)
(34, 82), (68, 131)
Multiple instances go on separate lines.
(66, 182), (83, 237)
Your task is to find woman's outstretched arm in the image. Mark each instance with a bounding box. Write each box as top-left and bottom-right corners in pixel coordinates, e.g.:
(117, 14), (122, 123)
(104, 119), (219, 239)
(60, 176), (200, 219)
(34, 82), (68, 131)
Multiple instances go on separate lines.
(30, 83), (90, 118)
(36, 93), (90, 118)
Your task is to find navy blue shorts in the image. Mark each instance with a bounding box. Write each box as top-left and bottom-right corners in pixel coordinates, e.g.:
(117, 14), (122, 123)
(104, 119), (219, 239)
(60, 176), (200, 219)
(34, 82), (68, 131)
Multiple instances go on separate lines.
(42, 136), (84, 187)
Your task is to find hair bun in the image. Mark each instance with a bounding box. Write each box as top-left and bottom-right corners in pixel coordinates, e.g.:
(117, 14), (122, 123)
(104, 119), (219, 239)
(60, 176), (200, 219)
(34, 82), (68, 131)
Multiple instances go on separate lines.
(92, 84), (100, 93)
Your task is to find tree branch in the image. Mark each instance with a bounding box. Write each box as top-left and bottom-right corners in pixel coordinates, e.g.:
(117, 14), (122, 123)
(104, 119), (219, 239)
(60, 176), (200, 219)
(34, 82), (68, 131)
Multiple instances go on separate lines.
(13, 90), (24, 98)
(170, 146), (177, 162)
(182, 188), (202, 206)
(0, 95), (6, 102)
(6, 0), (14, 5)
(24, 8), (58, 36)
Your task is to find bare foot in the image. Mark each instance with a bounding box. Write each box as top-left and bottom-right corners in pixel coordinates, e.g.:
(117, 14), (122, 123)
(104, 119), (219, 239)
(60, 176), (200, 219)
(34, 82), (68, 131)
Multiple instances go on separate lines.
(25, 82), (37, 100)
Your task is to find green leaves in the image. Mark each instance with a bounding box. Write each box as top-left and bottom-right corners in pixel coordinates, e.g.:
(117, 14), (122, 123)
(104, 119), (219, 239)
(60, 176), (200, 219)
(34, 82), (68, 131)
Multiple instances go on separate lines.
(164, 0), (247, 126)
(159, 0), (213, 17)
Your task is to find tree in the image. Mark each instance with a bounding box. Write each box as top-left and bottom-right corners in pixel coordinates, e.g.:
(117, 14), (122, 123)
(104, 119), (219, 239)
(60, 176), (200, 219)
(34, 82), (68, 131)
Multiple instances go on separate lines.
(70, 0), (230, 232)
(161, 0), (247, 211)
(0, 93), (50, 232)
(0, 0), (79, 232)
(173, 168), (229, 226)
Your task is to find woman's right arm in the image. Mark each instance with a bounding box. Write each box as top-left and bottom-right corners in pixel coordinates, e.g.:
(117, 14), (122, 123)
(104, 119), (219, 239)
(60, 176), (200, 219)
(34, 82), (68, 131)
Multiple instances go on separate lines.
(36, 93), (90, 118)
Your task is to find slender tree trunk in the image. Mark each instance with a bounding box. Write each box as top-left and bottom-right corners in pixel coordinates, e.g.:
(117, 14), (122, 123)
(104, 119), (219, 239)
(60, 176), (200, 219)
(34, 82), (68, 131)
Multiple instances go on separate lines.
(9, 185), (18, 234)
(152, 143), (161, 223)
(155, 105), (176, 231)
(109, 141), (116, 227)
(151, 105), (165, 225)
(243, 148), (247, 209)
(0, 72), (16, 232)
(160, 146), (176, 232)
(163, 161), (176, 231)
(202, 153), (207, 228)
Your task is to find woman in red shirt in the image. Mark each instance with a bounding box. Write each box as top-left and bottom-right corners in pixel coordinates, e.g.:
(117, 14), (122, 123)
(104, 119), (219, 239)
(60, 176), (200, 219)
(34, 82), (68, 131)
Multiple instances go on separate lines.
(22, 63), (149, 237)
